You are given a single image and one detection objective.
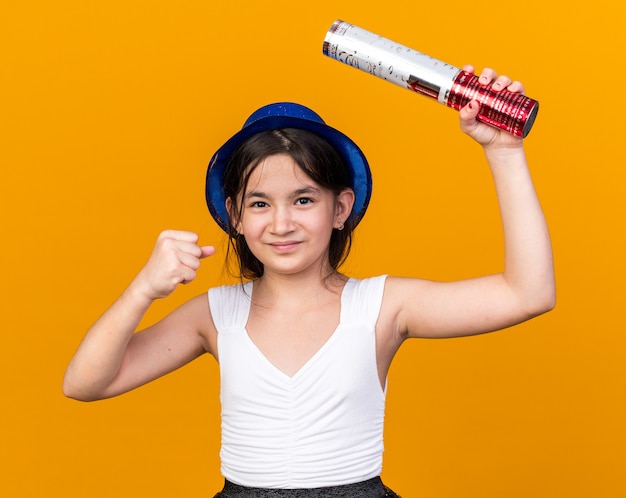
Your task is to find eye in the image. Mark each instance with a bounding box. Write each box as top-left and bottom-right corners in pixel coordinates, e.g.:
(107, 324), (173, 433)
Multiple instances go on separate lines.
(250, 201), (268, 208)
(295, 197), (313, 205)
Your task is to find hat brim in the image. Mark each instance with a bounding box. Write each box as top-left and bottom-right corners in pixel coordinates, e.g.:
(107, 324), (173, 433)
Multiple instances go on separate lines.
(206, 111), (372, 232)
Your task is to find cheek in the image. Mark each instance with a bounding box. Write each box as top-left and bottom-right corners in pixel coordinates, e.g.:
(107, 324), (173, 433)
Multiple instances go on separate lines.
(239, 213), (265, 237)
(308, 216), (336, 241)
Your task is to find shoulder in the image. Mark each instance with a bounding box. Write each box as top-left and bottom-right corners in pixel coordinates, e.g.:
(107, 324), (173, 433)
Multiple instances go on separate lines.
(342, 275), (389, 309)
(208, 280), (252, 299)
(346, 274), (388, 291)
(208, 281), (253, 318)
(340, 275), (388, 321)
(378, 275), (435, 337)
(206, 281), (253, 342)
(381, 275), (435, 302)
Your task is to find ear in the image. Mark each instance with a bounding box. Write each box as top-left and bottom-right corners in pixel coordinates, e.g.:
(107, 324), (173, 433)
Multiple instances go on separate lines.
(335, 188), (355, 229)
(225, 197), (243, 234)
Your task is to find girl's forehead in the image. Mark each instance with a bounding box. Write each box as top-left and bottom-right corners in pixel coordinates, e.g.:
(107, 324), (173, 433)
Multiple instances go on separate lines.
(245, 154), (318, 189)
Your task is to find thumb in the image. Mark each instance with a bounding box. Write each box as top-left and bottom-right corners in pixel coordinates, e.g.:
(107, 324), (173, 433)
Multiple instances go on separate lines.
(199, 245), (216, 259)
(460, 99), (480, 121)
(459, 99), (481, 133)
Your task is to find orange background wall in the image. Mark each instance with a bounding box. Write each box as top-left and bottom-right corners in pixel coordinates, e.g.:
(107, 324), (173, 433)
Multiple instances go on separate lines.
(2, 1), (624, 497)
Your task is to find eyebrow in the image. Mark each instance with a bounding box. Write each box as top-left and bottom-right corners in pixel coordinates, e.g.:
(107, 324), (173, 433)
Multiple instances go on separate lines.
(244, 186), (322, 200)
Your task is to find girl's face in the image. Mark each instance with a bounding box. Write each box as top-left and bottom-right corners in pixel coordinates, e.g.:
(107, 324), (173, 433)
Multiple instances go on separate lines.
(227, 153), (354, 277)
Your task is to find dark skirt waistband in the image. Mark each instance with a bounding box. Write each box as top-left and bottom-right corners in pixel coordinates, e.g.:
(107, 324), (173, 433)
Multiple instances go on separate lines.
(213, 476), (400, 497)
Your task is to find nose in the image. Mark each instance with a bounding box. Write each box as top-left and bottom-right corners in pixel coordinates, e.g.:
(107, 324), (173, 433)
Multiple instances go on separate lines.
(270, 206), (295, 234)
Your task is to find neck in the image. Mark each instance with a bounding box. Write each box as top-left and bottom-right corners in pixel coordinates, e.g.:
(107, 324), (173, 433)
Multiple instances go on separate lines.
(253, 268), (347, 307)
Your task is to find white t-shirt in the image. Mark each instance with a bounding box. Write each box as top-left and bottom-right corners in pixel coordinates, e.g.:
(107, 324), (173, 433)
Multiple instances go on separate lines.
(208, 275), (388, 489)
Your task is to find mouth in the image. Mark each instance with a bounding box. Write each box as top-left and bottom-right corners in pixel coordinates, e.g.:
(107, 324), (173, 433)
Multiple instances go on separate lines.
(269, 241), (301, 253)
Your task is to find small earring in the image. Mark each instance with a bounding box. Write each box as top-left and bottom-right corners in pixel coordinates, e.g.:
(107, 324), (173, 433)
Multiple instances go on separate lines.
(336, 221), (345, 231)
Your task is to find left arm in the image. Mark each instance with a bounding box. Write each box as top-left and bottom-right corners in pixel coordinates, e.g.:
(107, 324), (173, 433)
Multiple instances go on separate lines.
(381, 67), (555, 341)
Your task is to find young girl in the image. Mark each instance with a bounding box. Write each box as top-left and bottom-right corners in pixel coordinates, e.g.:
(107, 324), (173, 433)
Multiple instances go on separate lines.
(63, 66), (555, 497)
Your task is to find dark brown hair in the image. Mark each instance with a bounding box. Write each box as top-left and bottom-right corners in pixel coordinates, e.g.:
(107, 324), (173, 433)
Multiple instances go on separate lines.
(222, 128), (354, 280)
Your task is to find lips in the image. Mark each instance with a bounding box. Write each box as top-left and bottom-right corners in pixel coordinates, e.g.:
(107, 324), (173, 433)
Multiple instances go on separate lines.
(268, 241), (301, 253)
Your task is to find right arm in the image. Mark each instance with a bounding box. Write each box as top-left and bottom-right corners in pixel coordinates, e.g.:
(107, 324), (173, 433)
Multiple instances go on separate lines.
(62, 230), (216, 401)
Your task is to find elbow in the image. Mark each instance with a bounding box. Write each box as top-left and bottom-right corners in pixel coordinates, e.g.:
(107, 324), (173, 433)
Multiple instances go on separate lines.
(545, 289), (557, 313)
(540, 277), (557, 314)
(525, 285), (557, 319)
(63, 387), (101, 403)
(62, 372), (103, 403)
(62, 378), (88, 402)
